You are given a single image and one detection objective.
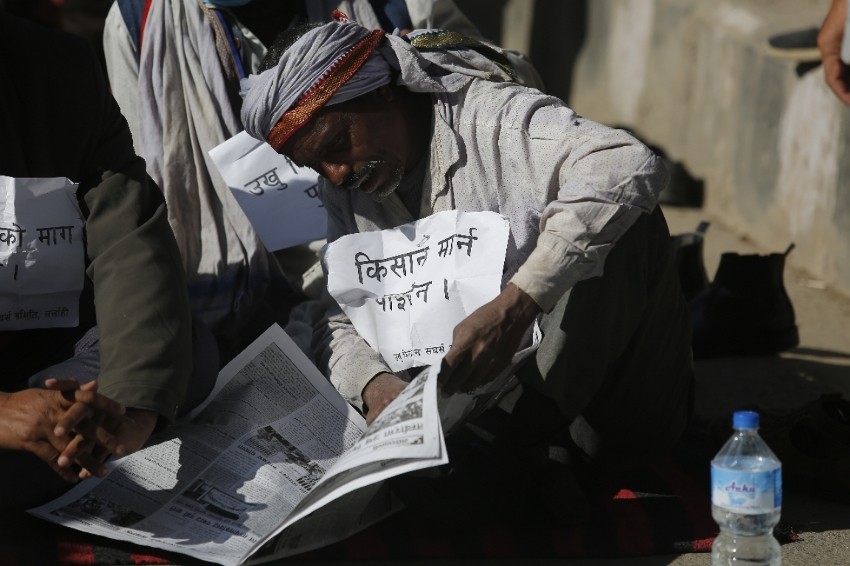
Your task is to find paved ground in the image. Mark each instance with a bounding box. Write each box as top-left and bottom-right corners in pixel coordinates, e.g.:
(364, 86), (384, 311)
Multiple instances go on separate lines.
(582, 204), (850, 566)
(274, 204), (850, 566)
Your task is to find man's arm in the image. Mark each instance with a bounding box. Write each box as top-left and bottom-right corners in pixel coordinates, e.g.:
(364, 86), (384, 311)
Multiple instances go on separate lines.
(819, 0), (850, 105)
(442, 88), (666, 393)
(83, 156), (192, 423)
(57, 38), (192, 477)
(508, 113), (665, 313)
(304, 182), (400, 414)
(312, 277), (400, 413)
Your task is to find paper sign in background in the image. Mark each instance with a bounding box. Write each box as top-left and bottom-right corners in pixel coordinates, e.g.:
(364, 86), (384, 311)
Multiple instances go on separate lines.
(209, 131), (326, 251)
(0, 176), (84, 330)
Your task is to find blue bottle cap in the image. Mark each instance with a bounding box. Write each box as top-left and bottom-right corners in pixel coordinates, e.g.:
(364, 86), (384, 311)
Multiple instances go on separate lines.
(733, 410), (759, 429)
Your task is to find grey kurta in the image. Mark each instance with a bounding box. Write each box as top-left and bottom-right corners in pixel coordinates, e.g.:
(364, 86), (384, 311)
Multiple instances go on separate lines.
(307, 77), (666, 409)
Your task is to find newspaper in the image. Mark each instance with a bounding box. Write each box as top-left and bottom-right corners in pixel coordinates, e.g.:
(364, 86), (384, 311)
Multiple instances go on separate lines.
(28, 324), (448, 566)
(207, 131), (325, 252)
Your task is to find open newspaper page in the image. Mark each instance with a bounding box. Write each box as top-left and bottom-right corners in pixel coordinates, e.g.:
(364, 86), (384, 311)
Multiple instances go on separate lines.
(247, 364), (447, 563)
(252, 326), (537, 564)
(28, 324), (445, 566)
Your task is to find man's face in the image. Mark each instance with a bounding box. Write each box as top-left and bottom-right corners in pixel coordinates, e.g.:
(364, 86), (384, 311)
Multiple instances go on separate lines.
(282, 89), (418, 200)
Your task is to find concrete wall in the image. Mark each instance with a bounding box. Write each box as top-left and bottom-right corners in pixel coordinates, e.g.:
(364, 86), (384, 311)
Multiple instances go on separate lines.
(568, 0), (850, 298)
(455, 0), (588, 104)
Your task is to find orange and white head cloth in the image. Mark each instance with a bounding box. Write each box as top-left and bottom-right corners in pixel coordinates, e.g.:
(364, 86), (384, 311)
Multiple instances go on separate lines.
(240, 12), (390, 152)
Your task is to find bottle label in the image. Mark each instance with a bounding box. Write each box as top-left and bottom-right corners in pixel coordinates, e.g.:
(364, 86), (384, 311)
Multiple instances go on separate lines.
(711, 465), (782, 513)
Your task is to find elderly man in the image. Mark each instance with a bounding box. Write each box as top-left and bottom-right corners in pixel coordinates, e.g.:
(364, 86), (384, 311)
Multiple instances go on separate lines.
(102, 0), (541, 362)
(241, 14), (693, 518)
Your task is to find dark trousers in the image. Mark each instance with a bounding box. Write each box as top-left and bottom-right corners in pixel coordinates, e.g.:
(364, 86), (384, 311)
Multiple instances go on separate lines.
(0, 320), (219, 511)
(518, 206), (694, 469)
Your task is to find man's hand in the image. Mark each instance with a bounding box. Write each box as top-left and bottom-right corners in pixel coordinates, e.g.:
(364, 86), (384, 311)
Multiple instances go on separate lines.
(819, 0), (850, 105)
(55, 405), (159, 480)
(0, 383), (125, 483)
(362, 372), (408, 425)
(440, 283), (541, 396)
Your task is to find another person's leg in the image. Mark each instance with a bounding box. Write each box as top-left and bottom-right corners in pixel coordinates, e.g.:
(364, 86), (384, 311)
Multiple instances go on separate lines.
(519, 206), (694, 469)
(27, 326), (101, 388)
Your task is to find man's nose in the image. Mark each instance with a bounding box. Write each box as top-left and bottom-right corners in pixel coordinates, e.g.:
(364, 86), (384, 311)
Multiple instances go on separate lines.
(320, 162), (352, 186)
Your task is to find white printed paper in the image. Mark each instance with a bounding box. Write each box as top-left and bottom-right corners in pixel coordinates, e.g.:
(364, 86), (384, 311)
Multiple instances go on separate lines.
(208, 131), (326, 251)
(0, 176), (85, 330)
(324, 210), (510, 371)
(30, 324), (447, 566)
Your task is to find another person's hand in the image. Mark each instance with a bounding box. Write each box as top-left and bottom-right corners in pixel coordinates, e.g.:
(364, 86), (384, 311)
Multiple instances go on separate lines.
(56, 404), (159, 480)
(819, 0), (850, 105)
(362, 372), (408, 425)
(439, 283), (541, 396)
(0, 382), (125, 482)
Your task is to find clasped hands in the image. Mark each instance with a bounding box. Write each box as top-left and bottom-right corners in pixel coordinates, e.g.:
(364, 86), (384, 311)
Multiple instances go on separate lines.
(0, 379), (158, 483)
(362, 284), (540, 425)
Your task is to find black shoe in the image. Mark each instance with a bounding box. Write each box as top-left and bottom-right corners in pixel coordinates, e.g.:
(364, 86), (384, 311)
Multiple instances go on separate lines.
(689, 245), (799, 358)
(672, 221), (711, 302)
(766, 27), (821, 61)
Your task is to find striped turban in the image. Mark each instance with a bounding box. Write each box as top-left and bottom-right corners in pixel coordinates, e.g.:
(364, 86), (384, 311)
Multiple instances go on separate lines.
(240, 15), (392, 152)
(240, 13), (519, 152)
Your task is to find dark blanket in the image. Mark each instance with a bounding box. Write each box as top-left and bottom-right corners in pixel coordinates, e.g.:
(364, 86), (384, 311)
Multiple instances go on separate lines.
(0, 434), (802, 565)
(0, 454), (765, 565)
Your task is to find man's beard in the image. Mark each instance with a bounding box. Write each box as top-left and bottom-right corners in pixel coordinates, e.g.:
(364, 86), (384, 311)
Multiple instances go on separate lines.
(342, 161), (405, 202)
(370, 165), (405, 202)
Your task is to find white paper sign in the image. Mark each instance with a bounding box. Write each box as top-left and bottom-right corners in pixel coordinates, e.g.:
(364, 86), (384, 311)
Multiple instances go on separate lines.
(208, 131), (326, 251)
(325, 210), (510, 371)
(0, 176), (85, 330)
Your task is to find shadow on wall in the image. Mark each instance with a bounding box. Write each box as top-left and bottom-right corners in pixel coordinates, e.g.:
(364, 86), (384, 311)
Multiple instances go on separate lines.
(454, 0), (588, 104)
(529, 0), (588, 104)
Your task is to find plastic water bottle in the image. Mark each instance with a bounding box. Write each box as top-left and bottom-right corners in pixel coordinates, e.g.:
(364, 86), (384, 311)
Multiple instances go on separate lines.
(711, 410), (782, 565)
